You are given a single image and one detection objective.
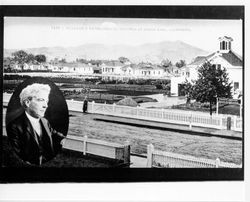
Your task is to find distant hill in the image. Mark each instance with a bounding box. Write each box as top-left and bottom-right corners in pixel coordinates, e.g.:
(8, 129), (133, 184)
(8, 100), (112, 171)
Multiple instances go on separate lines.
(4, 41), (209, 64)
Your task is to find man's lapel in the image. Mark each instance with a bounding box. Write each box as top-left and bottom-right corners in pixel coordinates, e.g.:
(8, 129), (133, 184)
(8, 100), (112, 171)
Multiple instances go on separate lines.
(40, 118), (54, 150)
(23, 113), (40, 147)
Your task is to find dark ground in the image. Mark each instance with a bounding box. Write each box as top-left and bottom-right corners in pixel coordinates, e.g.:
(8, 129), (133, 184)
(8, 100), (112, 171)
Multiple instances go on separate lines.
(2, 136), (125, 167)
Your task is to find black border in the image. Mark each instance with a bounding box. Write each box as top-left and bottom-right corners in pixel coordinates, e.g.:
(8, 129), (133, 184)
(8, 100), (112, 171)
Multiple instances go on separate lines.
(0, 5), (244, 183)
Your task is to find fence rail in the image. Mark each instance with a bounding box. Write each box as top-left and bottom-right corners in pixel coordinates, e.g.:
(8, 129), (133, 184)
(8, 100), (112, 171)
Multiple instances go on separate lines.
(63, 135), (130, 164)
(2, 93), (242, 132)
(88, 101), (242, 132)
(147, 144), (242, 168)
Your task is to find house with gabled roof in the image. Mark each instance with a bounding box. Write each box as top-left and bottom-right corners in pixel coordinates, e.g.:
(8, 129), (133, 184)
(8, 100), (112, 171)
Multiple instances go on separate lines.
(48, 62), (94, 74)
(121, 64), (137, 77)
(137, 62), (165, 78)
(171, 36), (242, 97)
(121, 62), (166, 78)
(22, 62), (49, 71)
(101, 60), (124, 75)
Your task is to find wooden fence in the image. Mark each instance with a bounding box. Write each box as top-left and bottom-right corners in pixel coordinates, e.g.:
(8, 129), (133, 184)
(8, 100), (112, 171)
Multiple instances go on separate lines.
(87, 101), (242, 132)
(146, 144), (242, 168)
(63, 135), (130, 165)
(2, 93), (242, 132)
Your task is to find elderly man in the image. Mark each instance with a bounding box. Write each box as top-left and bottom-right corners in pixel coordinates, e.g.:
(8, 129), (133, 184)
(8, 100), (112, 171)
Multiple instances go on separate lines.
(6, 83), (66, 165)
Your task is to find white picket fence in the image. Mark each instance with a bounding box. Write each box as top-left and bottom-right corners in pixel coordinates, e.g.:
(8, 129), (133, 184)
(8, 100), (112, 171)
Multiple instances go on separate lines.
(63, 135), (130, 164)
(146, 144), (242, 168)
(2, 93), (242, 132)
(87, 101), (242, 132)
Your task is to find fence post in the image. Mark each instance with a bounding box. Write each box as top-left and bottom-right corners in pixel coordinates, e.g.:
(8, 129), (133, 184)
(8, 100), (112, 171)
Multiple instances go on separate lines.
(227, 116), (232, 130)
(113, 103), (116, 114)
(219, 114), (223, 129)
(216, 97), (219, 115)
(147, 144), (154, 168)
(137, 105), (139, 117)
(215, 158), (220, 168)
(83, 135), (88, 155)
(91, 101), (95, 113)
(233, 115), (237, 131)
(189, 112), (192, 130)
(124, 140), (130, 165)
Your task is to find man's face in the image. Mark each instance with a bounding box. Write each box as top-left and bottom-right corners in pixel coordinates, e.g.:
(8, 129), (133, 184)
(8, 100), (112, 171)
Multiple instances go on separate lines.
(25, 91), (49, 118)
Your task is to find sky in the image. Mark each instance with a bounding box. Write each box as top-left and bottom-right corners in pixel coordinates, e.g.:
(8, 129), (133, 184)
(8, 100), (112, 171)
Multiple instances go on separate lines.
(4, 17), (243, 55)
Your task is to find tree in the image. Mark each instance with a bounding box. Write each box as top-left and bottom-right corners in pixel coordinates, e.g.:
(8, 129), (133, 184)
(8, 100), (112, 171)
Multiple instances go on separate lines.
(189, 62), (232, 115)
(76, 58), (88, 64)
(161, 59), (173, 73)
(161, 58), (172, 67)
(118, 56), (130, 63)
(35, 54), (46, 63)
(175, 60), (186, 68)
(59, 58), (66, 63)
(27, 53), (35, 63)
(182, 79), (194, 105)
(12, 50), (29, 71)
(89, 59), (102, 66)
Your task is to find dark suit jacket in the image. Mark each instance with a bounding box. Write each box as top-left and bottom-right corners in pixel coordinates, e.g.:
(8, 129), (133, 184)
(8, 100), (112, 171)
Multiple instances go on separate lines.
(6, 112), (65, 165)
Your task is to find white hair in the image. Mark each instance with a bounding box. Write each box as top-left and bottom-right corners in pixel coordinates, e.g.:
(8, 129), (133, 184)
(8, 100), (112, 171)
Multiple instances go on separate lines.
(19, 83), (51, 107)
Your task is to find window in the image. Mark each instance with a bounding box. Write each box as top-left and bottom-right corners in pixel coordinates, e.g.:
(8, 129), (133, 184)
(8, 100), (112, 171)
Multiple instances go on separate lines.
(222, 41), (225, 50)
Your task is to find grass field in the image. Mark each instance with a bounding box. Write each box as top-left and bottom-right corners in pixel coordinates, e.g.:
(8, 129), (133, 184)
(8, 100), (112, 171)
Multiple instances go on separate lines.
(68, 112), (242, 165)
(2, 104), (242, 167)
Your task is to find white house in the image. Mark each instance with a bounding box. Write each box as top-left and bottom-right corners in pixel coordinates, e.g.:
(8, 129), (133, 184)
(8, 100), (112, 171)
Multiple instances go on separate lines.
(171, 36), (242, 97)
(23, 63), (33, 70)
(48, 63), (61, 71)
(74, 63), (94, 74)
(121, 64), (137, 77)
(20, 62), (49, 71)
(101, 60), (124, 75)
(138, 63), (165, 78)
(121, 63), (166, 78)
(48, 62), (94, 74)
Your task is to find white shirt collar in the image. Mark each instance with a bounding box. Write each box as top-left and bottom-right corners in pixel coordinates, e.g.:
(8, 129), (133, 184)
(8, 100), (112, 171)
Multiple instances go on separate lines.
(25, 111), (42, 136)
(25, 111), (40, 122)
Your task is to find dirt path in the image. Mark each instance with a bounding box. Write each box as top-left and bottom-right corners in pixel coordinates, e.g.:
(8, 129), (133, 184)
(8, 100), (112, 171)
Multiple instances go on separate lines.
(68, 111), (242, 165)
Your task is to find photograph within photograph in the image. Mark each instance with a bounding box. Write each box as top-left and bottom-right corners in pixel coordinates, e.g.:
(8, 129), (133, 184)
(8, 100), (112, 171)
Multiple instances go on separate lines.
(3, 17), (243, 169)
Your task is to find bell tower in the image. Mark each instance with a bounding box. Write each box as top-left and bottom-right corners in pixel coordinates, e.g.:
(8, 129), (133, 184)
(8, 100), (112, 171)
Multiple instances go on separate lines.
(219, 36), (233, 53)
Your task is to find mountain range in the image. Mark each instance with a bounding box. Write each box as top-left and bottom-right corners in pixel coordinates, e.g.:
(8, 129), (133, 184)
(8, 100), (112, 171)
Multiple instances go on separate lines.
(4, 41), (209, 64)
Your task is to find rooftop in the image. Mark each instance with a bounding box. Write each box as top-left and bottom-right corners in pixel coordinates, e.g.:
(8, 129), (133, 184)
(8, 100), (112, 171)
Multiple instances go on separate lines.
(189, 51), (242, 67)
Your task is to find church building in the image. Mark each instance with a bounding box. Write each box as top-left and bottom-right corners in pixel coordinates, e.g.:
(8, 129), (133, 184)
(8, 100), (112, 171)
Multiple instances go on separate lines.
(171, 36), (242, 98)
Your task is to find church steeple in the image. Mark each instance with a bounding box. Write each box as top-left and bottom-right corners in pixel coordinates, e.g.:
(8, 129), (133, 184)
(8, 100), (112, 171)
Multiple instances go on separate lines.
(219, 36), (233, 53)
